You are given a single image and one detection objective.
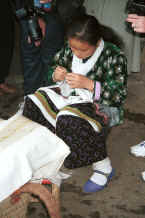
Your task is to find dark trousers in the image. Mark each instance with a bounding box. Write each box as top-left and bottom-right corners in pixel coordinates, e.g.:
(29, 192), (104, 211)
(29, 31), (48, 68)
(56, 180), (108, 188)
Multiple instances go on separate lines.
(20, 14), (64, 95)
(0, 1), (14, 84)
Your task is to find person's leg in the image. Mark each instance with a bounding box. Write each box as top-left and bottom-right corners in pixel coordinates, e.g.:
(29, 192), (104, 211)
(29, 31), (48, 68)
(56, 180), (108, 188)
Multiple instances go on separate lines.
(83, 157), (114, 193)
(23, 95), (56, 133)
(56, 114), (108, 169)
(40, 14), (65, 87)
(0, 2), (15, 94)
(20, 13), (64, 95)
(56, 103), (114, 192)
(20, 20), (46, 95)
(23, 87), (65, 132)
(56, 103), (108, 166)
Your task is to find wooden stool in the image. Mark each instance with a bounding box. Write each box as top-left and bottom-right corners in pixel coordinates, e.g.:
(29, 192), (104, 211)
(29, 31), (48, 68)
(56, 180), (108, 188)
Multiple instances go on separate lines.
(0, 182), (61, 218)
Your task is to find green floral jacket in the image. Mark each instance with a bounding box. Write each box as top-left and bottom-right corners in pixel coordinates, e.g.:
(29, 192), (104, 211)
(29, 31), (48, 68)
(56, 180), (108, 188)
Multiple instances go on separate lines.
(47, 41), (128, 126)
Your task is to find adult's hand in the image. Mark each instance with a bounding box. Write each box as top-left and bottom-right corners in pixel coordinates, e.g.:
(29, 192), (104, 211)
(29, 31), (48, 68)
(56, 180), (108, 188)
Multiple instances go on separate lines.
(126, 14), (145, 33)
(28, 18), (46, 47)
(40, 0), (52, 3)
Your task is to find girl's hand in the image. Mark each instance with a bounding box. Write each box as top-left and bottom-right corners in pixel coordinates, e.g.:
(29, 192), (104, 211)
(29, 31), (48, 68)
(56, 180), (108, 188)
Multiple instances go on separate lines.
(53, 66), (67, 82)
(65, 73), (94, 91)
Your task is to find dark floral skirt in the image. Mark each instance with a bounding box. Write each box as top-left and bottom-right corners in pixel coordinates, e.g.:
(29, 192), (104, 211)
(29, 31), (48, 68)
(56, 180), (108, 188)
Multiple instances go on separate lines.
(23, 90), (108, 169)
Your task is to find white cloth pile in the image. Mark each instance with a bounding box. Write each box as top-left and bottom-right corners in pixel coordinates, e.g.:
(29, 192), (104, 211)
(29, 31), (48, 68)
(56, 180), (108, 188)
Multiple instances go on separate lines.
(0, 111), (70, 202)
(130, 141), (145, 181)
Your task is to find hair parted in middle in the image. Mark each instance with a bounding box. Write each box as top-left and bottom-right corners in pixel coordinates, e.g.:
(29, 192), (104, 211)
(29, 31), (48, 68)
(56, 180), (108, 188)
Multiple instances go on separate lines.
(66, 14), (102, 46)
(66, 14), (124, 48)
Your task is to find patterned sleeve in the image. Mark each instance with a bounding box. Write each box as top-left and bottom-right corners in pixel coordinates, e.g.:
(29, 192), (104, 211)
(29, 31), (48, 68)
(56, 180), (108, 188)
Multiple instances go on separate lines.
(47, 43), (72, 85)
(47, 46), (66, 84)
(99, 53), (128, 107)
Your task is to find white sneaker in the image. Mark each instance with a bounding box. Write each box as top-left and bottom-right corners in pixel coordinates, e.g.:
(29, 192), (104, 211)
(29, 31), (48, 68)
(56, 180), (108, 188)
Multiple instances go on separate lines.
(130, 141), (145, 157)
(141, 171), (145, 181)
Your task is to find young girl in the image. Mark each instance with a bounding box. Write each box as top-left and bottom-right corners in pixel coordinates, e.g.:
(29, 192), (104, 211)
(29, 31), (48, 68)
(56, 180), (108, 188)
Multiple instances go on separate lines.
(23, 14), (128, 193)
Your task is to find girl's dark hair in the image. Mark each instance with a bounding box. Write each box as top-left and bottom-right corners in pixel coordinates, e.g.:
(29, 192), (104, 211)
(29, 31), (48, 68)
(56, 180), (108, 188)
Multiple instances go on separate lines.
(66, 14), (102, 46)
(66, 14), (124, 48)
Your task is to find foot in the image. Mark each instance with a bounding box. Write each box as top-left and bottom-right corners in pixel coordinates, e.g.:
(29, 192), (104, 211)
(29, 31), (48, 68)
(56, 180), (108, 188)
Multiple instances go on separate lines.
(0, 83), (16, 94)
(130, 141), (145, 157)
(142, 171), (145, 181)
(83, 169), (115, 193)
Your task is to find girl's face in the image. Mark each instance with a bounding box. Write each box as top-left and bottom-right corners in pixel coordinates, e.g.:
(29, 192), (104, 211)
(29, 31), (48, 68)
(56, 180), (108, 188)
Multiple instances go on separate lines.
(68, 37), (97, 59)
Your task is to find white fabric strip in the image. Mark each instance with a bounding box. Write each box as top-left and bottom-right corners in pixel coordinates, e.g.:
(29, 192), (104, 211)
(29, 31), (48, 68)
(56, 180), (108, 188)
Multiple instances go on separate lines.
(71, 39), (104, 76)
(38, 87), (69, 109)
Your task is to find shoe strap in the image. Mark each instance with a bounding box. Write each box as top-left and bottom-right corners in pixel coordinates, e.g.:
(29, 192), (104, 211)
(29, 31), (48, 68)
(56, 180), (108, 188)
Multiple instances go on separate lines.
(140, 142), (145, 147)
(93, 169), (110, 177)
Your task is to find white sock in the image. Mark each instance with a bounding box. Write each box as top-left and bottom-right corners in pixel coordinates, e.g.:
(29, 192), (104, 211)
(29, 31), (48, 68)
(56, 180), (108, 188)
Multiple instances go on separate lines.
(93, 157), (112, 173)
(90, 157), (112, 186)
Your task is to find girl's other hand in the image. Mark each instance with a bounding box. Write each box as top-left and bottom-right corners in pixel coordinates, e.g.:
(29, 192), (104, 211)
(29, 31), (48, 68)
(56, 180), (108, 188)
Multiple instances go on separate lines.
(53, 66), (67, 82)
(66, 73), (94, 91)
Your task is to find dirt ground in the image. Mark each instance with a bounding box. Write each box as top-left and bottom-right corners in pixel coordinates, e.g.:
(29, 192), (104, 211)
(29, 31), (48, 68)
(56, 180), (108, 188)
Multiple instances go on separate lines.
(0, 28), (145, 218)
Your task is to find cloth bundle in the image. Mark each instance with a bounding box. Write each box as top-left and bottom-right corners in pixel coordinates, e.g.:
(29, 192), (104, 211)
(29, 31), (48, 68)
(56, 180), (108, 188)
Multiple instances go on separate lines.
(0, 111), (70, 202)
